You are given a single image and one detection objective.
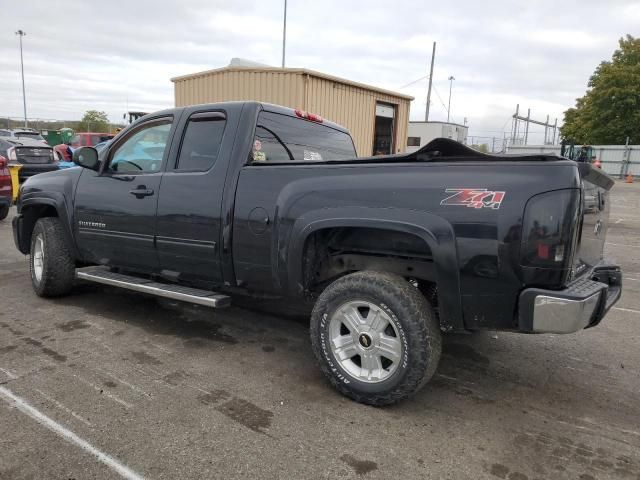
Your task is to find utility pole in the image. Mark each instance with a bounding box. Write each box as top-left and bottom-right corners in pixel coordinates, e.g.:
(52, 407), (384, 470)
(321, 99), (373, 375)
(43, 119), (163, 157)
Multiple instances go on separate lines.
(425, 42), (436, 121)
(16, 29), (28, 128)
(281, 0), (287, 68)
(447, 75), (455, 123)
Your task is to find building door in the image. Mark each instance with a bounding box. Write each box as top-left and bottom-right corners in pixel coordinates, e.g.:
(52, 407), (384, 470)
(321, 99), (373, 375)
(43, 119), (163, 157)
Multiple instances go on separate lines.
(372, 103), (396, 155)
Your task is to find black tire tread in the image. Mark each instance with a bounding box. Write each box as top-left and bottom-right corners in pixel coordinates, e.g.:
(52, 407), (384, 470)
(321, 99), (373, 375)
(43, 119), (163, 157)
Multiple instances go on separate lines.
(310, 271), (442, 406)
(30, 217), (75, 297)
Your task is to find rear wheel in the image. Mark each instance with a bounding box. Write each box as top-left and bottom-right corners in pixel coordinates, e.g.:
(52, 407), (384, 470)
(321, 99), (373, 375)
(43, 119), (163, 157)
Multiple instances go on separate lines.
(310, 271), (441, 406)
(30, 217), (75, 297)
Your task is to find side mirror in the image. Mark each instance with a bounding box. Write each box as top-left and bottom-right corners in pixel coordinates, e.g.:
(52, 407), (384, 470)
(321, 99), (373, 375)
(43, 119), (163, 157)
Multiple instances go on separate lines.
(73, 147), (99, 170)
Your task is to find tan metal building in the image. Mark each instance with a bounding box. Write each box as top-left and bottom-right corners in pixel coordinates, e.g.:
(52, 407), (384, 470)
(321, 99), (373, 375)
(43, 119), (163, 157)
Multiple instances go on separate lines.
(171, 67), (413, 156)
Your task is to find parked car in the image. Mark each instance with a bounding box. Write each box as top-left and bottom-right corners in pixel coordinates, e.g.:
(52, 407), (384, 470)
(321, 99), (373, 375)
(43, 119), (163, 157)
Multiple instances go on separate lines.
(0, 155), (11, 220)
(12, 101), (621, 405)
(0, 128), (47, 143)
(71, 132), (114, 148)
(0, 137), (59, 182)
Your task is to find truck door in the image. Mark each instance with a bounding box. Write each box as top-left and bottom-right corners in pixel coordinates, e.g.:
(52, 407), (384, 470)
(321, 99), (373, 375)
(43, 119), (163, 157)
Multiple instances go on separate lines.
(74, 116), (176, 270)
(155, 110), (231, 286)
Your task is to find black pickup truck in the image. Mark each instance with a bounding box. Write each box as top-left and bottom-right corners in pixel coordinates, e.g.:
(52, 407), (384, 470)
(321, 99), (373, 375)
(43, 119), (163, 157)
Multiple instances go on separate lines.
(12, 101), (622, 405)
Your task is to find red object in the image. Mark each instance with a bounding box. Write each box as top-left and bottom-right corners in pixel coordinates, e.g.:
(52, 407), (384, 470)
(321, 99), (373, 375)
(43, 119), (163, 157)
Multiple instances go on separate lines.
(537, 243), (550, 260)
(593, 158), (601, 168)
(294, 109), (323, 123)
(0, 155), (12, 202)
(625, 174), (633, 183)
(54, 144), (72, 161)
(71, 132), (114, 148)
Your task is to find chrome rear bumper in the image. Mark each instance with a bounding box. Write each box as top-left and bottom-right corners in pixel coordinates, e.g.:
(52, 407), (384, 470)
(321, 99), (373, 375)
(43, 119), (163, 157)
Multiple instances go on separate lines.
(518, 264), (622, 334)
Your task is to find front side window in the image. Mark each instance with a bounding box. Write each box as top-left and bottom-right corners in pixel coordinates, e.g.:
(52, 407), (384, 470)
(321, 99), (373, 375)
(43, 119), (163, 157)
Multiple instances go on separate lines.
(176, 116), (226, 171)
(251, 112), (356, 163)
(108, 120), (171, 173)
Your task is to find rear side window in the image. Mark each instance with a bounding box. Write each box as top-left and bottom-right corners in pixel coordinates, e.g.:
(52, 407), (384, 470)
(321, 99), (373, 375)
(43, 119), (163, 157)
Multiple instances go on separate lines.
(176, 114), (226, 171)
(252, 112), (356, 163)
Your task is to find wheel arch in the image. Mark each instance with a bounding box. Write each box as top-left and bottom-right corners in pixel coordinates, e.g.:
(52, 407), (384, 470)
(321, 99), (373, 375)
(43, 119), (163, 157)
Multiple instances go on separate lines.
(16, 195), (76, 257)
(284, 206), (464, 331)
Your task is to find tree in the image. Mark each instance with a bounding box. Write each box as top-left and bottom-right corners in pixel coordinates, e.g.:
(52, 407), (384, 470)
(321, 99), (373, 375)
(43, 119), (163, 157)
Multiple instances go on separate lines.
(561, 35), (640, 144)
(471, 143), (489, 153)
(77, 110), (110, 133)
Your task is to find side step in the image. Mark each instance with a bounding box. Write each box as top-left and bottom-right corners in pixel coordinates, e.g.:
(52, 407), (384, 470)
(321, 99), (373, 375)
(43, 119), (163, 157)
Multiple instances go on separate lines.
(76, 266), (231, 308)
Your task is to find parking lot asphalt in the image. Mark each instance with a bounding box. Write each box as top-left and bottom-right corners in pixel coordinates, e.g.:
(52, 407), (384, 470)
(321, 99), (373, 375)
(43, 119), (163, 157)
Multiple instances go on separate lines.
(0, 182), (639, 480)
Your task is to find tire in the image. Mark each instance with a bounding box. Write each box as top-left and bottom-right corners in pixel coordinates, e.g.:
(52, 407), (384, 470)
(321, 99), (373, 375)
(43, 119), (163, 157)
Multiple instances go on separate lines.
(310, 271), (442, 406)
(30, 217), (75, 297)
(0, 205), (8, 221)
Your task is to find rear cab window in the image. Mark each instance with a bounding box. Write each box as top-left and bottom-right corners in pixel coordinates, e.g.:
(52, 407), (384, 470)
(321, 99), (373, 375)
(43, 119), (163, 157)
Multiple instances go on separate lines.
(251, 111), (356, 163)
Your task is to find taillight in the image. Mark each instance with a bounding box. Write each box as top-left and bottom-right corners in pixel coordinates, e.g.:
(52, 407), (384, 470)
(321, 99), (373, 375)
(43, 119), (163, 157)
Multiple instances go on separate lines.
(295, 109), (323, 123)
(521, 189), (580, 269)
(7, 147), (17, 162)
(0, 155), (6, 169)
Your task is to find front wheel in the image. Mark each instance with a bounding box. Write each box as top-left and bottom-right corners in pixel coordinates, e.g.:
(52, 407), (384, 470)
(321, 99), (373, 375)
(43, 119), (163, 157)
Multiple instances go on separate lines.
(30, 217), (75, 297)
(310, 271), (441, 406)
(0, 205), (8, 221)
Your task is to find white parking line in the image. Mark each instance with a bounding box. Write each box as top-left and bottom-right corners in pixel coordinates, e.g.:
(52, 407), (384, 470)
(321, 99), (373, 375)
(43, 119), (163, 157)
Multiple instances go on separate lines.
(613, 307), (640, 315)
(0, 367), (18, 380)
(606, 242), (640, 248)
(34, 388), (93, 427)
(0, 385), (144, 480)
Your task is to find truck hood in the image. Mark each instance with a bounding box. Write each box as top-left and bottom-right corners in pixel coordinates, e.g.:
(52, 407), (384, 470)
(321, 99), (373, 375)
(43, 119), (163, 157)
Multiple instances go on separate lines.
(19, 165), (83, 202)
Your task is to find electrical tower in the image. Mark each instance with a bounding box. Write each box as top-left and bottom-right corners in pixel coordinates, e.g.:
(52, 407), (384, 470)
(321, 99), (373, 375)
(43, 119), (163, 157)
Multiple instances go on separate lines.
(510, 104), (558, 146)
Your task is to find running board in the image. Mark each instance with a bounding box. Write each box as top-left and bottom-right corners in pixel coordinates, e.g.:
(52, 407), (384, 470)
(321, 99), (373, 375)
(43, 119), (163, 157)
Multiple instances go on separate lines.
(76, 266), (231, 308)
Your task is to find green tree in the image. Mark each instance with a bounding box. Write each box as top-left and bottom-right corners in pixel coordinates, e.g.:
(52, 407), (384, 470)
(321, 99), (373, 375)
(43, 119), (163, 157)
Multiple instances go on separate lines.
(77, 110), (110, 133)
(471, 143), (489, 153)
(561, 35), (640, 144)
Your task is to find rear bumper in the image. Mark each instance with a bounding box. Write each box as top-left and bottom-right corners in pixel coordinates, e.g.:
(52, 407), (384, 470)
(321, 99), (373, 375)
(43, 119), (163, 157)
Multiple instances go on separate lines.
(518, 264), (622, 334)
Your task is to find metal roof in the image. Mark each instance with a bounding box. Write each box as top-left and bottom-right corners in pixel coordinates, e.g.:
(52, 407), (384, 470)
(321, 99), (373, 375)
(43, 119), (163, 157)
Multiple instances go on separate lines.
(171, 67), (414, 101)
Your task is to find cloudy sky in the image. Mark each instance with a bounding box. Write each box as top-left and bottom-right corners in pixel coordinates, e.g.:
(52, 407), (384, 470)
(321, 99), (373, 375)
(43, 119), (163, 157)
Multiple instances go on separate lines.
(1, 0), (638, 143)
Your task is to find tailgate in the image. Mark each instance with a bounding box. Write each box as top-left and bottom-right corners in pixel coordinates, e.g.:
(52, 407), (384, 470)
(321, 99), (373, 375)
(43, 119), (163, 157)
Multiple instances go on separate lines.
(573, 164), (615, 278)
(16, 146), (55, 164)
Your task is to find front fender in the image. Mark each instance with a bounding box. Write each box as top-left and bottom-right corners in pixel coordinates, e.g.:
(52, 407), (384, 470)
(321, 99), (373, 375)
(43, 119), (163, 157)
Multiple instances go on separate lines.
(16, 191), (77, 257)
(282, 206), (464, 331)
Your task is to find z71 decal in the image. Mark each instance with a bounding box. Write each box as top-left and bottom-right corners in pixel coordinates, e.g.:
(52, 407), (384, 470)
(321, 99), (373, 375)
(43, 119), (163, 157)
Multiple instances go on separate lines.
(440, 188), (506, 209)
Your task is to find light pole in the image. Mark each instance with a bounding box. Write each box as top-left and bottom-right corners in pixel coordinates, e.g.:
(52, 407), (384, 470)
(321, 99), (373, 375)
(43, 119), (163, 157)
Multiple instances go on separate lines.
(15, 30), (28, 128)
(447, 75), (455, 123)
(281, 0), (287, 68)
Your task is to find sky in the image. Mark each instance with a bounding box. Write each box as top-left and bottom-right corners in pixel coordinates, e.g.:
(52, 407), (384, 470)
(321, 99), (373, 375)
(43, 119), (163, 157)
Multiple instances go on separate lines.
(1, 0), (638, 144)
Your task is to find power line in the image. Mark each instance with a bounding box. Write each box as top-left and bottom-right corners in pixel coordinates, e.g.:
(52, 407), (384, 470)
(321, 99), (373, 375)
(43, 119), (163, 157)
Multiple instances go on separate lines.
(431, 85), (449, 115)
(397, 75), (430, 90)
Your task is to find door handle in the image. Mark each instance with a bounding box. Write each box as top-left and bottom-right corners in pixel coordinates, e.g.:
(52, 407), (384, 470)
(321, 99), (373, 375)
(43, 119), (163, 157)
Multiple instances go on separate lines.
(129, 186), (154, 198)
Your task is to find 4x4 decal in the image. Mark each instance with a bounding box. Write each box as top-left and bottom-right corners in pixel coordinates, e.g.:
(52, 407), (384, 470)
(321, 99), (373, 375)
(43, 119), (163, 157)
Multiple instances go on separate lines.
(440, 188), (506, 209)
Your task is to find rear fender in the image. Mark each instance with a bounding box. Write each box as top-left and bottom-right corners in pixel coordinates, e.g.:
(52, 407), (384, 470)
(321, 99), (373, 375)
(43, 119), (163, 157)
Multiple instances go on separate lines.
(284, 206), (464, 331)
